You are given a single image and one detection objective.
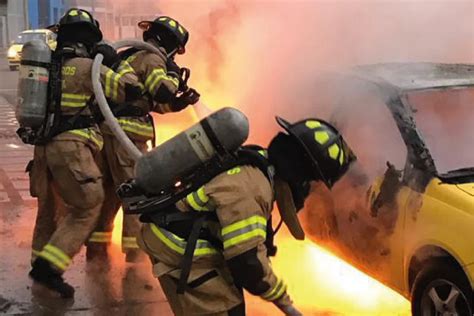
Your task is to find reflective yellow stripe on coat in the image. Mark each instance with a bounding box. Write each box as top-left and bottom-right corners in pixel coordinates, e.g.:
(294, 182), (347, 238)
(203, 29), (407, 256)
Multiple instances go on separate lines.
(221, 215), (267, 249)
(262, 278), (287, 301)
(185, 186), (211, 211)
(144, 68), (179, 96)
(117, 118), (154, 138)
(61, 93), (90, 108)
(66, 128), (103, 149)
(150, 224), (216, 256)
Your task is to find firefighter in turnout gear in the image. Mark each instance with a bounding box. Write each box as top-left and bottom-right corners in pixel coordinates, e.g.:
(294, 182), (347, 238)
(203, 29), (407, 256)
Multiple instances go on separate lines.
(28, 8), (141, 298)
(136, 117), (356, 315)
(87, 15), (199, 263)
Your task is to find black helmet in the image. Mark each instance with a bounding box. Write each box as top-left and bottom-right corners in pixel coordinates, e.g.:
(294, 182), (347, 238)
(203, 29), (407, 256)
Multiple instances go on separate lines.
(138, 16), (189, 55)
(56, 8), (102, 44)
(272, 117), (356, 188)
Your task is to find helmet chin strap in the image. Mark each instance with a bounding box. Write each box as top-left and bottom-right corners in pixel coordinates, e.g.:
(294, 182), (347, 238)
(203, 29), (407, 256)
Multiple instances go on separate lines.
(147, 37), (178, 59)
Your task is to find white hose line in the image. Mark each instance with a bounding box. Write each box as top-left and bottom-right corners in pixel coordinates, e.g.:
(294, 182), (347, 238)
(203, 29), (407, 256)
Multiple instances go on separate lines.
(92, 53), (143, 160)
(91, 40), (166, 161)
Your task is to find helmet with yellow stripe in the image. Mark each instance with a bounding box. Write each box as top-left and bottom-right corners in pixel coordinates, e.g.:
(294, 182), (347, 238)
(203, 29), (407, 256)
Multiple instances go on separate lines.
(138, 16), (189, 56)
(270, 117), (356, 189)
(54, 8), (103, 47)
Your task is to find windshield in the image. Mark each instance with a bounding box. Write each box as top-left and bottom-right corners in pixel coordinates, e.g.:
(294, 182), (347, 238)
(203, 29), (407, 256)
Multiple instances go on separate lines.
(15, 32), (46, 44)
(408, 88), (474, 174)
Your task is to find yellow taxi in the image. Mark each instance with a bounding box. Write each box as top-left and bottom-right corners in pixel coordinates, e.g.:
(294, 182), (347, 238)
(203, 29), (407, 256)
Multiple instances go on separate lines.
(7, 29), (56, 71)
(304, 63), (474, 315)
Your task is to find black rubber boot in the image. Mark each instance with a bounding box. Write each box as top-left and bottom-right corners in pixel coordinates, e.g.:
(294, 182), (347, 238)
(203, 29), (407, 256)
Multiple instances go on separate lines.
(29, 258), (75, 299)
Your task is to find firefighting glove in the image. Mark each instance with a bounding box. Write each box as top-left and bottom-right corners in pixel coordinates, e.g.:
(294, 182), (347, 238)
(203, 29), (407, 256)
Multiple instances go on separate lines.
(92, 43), (120, 70)
(173, 88), (200, 111)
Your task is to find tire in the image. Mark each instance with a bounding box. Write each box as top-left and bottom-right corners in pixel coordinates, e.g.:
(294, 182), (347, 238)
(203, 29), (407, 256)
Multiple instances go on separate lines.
(9, 65), (17, 71)
(411, 259), (473, 316)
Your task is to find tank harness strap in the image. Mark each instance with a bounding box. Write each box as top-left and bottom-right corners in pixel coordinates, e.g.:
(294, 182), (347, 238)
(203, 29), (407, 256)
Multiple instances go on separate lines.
(200, 118), (227, 158)
(177, 215), (206, 294)
(20, 59), (51, 69)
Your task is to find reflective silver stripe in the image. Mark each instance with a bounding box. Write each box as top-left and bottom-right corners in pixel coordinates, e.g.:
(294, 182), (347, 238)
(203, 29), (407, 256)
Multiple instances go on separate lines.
(150, 224), (217, 256)
(221, 215), (267, 249)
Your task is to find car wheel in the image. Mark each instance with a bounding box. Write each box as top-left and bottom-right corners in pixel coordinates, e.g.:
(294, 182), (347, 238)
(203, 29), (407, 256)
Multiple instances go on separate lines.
(9, 66), (17, 71)
(411, 259), (473, 316)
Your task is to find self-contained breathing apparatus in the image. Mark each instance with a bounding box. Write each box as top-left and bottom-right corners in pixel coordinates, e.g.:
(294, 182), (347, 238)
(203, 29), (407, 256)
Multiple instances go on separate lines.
(117, 107), (279, 293)
(16, 42), (97, 145)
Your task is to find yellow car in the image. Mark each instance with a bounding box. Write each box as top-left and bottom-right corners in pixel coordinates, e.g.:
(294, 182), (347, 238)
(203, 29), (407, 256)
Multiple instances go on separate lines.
(304, 63), (474, 315)
(7, 29), (56, 71)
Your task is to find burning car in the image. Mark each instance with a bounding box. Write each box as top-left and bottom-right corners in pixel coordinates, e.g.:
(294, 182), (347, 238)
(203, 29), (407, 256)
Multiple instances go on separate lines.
(303, 63), (474, 315)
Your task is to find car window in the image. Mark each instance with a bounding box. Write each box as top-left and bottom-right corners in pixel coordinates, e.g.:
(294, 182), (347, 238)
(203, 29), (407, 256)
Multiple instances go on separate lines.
(15, 33), (46, 44)
(408, 88), (474, 174)
(325, 79), (407, 182)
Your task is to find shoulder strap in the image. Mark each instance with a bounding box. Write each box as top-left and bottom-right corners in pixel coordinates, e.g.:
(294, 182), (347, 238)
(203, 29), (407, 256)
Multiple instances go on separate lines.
(119, 47), (140, 61)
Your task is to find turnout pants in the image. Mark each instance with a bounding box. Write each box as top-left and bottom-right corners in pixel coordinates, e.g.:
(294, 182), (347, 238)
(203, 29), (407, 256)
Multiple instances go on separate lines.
(88, 133), (147, 254)
(30, 140), (104, 272)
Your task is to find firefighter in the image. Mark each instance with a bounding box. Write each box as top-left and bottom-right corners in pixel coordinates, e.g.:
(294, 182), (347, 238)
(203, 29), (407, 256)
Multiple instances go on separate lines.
(87, 15), (199, 263)
(28, 8), (141, 298)
(137, 117), (356, 315)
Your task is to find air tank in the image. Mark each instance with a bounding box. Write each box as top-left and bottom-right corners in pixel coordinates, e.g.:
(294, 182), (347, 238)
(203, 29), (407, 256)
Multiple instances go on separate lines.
(135, 107), (249, 194)
(16, 39), (51, 128)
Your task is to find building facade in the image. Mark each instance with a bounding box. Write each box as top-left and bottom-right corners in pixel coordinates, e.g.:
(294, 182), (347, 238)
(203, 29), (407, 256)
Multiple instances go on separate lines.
(0, 0), (28, 48)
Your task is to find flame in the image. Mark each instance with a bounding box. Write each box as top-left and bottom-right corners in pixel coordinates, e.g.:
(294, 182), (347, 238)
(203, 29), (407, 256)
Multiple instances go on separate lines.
(258, 232), (411, 315)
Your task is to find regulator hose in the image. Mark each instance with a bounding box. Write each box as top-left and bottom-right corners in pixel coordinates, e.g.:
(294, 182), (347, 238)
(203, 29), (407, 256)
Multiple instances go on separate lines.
(91, 40), (166, 161)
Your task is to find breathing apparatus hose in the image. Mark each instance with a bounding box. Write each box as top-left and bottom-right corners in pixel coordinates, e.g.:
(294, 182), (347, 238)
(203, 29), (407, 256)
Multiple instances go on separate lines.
(92, 40), (166, 161)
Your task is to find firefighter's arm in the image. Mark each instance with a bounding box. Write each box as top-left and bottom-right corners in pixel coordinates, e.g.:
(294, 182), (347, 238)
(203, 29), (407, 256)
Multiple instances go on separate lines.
(141, 53), (181, 113)
(205, 172), (295, 311)
(98, 61), (142, 104)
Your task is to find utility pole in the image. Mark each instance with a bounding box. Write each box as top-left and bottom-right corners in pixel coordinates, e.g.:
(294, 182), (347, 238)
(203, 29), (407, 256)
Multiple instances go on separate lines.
(23, 0), (29, 29)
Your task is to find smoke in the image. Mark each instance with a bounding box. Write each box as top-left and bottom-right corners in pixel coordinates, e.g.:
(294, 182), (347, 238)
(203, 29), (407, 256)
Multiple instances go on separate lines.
(155, 0), (473, 141)
(153, 0), (474, 293)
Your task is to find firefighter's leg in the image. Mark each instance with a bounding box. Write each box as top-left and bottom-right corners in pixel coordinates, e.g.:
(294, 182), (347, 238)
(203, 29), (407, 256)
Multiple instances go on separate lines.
(30, 146), (57, 263)
(107, 135), (147, 261)
(86, 146), (119, 262)
(30, 140), (104, 298)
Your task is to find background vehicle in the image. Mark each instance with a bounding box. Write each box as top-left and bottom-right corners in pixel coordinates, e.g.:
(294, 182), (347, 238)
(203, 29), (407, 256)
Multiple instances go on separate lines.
(303, 63), (474, 315)
(7, 29), (56, 71)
